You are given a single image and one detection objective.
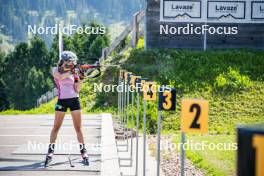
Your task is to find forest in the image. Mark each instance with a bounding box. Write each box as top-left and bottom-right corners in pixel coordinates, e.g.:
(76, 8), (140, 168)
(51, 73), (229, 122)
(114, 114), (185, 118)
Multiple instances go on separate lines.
(0, 0), (144, 46)
(0, 22), (109, 110)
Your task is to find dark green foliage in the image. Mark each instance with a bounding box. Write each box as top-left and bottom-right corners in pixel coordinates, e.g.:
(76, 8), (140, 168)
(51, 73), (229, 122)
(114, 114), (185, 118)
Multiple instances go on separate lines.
(124, 49), (264, 93)
(2, 37), (53, 110)
(52, 22), (110, 64)
(1, 22), (110, 110)
(77, 22), (110, 63)
(214, 67), (252, 92)
(0, 51), (9, 110)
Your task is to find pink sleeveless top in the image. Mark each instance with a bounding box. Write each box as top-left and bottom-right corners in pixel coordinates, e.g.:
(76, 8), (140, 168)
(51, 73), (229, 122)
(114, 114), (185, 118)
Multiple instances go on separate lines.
(52, 67), (79, 99)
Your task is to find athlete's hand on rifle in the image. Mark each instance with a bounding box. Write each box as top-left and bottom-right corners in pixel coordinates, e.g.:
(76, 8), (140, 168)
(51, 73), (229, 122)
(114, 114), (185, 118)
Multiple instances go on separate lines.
(58, 51), (119, 80)
(70, 63), (101, 79)
(58, 51), (103, 80)
(78, 67), (86, 80)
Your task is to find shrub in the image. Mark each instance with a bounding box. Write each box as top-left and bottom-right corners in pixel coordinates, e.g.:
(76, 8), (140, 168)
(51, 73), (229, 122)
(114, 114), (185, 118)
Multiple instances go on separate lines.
(136, 38), (144, 49)
(214, 67), (253, 92)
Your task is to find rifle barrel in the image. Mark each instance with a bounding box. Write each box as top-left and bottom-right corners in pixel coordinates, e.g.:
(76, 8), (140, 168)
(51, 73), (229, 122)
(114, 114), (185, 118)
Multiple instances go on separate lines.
(80, 64), (120, 69)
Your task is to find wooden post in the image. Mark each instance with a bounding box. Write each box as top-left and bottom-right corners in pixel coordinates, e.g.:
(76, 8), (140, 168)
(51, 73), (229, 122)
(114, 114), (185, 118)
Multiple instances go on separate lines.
(46, 92), (49, 103)
(132, 12), (139, 48)
(144, 0), (147, 50)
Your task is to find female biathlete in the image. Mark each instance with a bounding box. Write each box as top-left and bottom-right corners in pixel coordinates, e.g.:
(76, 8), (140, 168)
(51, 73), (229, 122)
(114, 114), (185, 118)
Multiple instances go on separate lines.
(44, 51), (89, 167)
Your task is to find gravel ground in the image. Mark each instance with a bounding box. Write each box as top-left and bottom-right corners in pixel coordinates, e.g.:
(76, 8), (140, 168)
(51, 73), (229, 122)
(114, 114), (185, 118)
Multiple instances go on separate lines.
(148, 135), (205, 176)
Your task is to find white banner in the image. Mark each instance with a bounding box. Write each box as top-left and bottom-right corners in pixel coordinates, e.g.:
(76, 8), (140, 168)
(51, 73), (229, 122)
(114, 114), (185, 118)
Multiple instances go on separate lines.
(207, 1), (245, 19)
(163, 0), (201, 19)
(160, 0), (264, 23)
(251, 1), (264, 19)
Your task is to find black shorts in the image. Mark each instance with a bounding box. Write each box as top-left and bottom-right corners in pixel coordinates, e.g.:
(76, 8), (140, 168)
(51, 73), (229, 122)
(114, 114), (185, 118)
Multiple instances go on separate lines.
(55, 97), (81, 112)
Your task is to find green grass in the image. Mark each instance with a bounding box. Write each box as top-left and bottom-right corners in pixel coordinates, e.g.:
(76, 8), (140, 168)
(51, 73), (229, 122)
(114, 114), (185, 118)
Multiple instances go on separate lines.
(0, 99), (56, 115)
(121, 47), (264, 175)
(159, 81), (264, 135)
(172, 134), (236, 176)
(0, 77), (117, 115)
(122, 47), (264, 135)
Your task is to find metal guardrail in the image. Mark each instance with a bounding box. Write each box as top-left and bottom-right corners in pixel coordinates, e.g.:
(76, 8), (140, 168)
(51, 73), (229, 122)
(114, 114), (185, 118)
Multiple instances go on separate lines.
(99, 11), (144, 62)
(36, 88), (57, 107)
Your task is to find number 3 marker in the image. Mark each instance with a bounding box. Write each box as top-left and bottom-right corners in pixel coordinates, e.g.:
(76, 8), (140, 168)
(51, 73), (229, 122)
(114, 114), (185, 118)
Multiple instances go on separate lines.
(158, 87), (176, 111)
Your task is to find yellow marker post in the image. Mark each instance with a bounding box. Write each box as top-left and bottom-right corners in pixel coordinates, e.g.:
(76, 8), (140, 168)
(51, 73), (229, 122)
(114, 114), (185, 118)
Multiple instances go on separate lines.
(124, 72), (132, 83)
(140, 79), (146, 92)
(237, 127), (264, 176)
(122, 71), (132, 151)
(126, 72), (134, 165)
(156, 86), (176, 176)
(120, 69), (126, 80)
(141, 81), (157, 176)
(253, 135), (264, 176)
(130, 76), (141, 90)
(180, 99), (209, 176)
(143, 82), (157, 101)
(181, 99), (209, 134)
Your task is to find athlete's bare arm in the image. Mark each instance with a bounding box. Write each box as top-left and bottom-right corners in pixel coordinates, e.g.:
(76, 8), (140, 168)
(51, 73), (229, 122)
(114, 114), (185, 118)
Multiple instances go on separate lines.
(74, 80), (83, 93)
(52, 68), (72, 80)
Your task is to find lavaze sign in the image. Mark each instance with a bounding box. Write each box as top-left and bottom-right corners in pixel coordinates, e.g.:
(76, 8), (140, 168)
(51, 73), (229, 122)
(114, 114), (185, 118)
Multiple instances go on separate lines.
(160, 0), (264, 23)
(207, 1), (245, 19)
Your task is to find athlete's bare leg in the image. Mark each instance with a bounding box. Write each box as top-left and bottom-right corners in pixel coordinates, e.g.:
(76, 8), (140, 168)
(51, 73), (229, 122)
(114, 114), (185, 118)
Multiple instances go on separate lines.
(71, 110), (84, 144)
(50, 111), (65, 143)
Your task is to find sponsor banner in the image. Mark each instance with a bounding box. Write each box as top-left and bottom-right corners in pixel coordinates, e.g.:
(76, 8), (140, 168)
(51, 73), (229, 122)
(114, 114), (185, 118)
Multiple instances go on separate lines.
(207, 1), (246, 19)
(251, 1), (264, 19)
(160, 0), (264, 23)
(163, 0), (201, 19)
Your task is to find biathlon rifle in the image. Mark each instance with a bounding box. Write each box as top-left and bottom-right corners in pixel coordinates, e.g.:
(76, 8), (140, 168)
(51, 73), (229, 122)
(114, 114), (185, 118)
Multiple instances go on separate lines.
(62, 61), (120, 80)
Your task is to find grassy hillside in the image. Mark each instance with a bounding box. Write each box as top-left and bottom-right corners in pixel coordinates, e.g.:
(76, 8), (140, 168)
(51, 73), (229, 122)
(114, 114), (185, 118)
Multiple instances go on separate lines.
(95, 42), (263, 175)
(119, 44), (264, 175)
(121, 44), (264, 134)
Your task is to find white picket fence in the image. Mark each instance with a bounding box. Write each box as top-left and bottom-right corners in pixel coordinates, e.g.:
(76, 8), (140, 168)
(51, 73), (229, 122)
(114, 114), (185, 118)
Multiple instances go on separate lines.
(36, 88), (57, 107)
